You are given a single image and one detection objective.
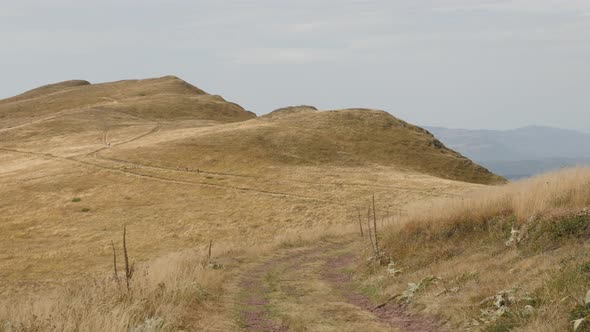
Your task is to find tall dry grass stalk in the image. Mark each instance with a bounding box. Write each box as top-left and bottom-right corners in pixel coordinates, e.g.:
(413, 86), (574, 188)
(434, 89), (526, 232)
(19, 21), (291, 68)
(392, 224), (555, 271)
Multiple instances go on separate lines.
(368, 167), (590, 332)
(366, 207), (376, 254)
(0, 249), (224, 332)
(111, 240), (120, 285)
(123, 225), (131, 291)
(0, 221), (357, 331)
(357, 208), (364, 237)
(372, 193), (379, 254)
(387, 167), (590, 237)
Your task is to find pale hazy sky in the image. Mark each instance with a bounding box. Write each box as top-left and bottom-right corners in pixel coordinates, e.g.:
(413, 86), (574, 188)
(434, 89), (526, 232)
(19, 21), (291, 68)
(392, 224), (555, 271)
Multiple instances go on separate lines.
(2, 0), (589, 131)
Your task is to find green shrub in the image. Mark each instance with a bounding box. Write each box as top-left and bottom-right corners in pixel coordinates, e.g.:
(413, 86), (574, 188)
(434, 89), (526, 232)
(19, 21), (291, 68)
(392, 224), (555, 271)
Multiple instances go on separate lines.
(484, 312), (520, 332)
(524, 215), (590, 253)
(72, 197), (81, 202)
(550, 216), (590, 239)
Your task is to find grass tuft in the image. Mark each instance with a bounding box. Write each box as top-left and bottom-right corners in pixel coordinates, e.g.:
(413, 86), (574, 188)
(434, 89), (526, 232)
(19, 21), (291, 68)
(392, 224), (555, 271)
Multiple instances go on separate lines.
(373, 167), (590, 331)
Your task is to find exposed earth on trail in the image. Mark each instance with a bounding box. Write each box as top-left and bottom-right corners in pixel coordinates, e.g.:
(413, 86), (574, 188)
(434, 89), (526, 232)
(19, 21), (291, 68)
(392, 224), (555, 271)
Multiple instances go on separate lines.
(232, 237), (446, 331)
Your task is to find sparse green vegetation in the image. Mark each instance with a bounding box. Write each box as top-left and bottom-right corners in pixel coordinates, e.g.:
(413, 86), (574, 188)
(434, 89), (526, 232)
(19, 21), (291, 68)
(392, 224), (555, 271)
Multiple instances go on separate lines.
(550, 215), (590, 239)
(369, 167), (590, 331)
(72, 197), (81, 202)
(81, 207), (91, 212)
(359, 283), (380, 300)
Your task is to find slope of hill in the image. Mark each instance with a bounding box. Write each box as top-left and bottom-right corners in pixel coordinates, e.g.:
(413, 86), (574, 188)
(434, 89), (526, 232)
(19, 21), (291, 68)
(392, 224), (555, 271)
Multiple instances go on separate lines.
(0, 75), (255, 131)
(2, 80), (91, 103)
(426, 126), (590, 179)
(360, 167), (590, 331)
(0, 77), (504, 330)
(108, 106), (504, 185)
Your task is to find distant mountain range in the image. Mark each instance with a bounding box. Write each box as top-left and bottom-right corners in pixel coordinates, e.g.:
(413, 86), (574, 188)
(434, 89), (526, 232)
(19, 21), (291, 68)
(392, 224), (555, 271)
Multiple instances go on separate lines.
(425, 126), (590, 180)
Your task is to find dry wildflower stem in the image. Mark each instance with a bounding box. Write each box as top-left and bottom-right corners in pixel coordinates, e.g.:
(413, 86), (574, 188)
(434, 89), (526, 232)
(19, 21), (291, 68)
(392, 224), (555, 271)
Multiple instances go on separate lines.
(208, 240), (213, 264)
(358, 208), (364, 237)
(372, 193), (379, 255)
(111, 240), (119, 285)
(367, 206), (376, 255)
(123, 224), (131, 291)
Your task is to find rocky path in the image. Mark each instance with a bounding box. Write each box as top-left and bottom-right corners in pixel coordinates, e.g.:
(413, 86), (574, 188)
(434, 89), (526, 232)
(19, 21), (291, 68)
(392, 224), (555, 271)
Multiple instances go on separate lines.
(234, 237), (445, 332)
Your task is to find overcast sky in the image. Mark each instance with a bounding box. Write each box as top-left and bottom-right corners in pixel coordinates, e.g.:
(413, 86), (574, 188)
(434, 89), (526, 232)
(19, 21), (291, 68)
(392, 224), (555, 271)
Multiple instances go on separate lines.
(2, 0), (589, 131)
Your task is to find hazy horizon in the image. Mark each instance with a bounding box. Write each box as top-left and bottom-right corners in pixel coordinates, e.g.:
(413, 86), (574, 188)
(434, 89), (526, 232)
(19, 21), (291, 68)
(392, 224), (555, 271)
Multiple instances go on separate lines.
(3, 0), (590, 131)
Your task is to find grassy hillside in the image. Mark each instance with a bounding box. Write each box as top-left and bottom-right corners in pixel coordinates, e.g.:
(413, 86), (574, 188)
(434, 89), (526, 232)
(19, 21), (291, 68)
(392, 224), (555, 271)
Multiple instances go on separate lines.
(0, 76), (490, 292)
(107, 106), (504, 185)
(0, 77), (505, 330)
(358, 167), (590, 331)
(0, 76), (255, 130)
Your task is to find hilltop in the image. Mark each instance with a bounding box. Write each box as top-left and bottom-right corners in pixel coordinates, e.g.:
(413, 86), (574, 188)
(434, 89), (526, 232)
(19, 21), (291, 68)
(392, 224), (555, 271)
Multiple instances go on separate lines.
(106, 105), (504, 185)
(0, 76), (502, 184)
(0, 75), (255, 131)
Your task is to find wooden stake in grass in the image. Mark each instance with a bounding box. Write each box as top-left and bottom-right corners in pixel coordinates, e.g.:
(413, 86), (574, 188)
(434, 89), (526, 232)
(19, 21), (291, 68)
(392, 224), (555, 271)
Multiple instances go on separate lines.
(123, 225), (131, 291)
(372, 193), (380, 255)
(357, 208), (364, 237)
(208, 240), (213, 264)
(367, 207), (376, 255)
(111, 240), (120, 285)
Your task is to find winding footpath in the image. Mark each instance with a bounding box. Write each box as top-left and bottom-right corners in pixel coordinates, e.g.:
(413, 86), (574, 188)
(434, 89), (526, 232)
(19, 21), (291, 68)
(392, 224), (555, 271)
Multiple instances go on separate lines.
(233, 237), (445, 331)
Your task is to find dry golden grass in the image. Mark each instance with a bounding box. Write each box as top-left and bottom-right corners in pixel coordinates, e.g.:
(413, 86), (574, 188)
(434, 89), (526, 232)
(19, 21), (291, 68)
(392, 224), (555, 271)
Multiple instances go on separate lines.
(362, 167), (590, 331)
(0, 76), (501, 330)
(0, 76), (488, 293)
(0, 247), (225, 332)
(114, 106), (504, 184)
(0, 221), (359, 331)
(393, 166), (590, 228)
(0, 76), (254, 131)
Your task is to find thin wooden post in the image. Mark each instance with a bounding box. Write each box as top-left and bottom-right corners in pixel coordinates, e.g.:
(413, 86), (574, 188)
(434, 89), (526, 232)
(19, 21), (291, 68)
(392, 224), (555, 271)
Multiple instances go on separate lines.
(357, 208), (364, 237)
(372, 194), (379, 254)
(123, 225), (130, 291)
(208, 240), (213, 264)
(367, 207), (376, 255)
(111, 240), (120, 285)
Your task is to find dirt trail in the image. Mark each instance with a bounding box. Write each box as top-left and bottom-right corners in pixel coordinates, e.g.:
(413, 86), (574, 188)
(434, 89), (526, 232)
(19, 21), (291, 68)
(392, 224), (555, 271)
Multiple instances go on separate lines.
(0, 104), (451, 198)
(0, 147), (331, 203)
(233, 238), (445, 332)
